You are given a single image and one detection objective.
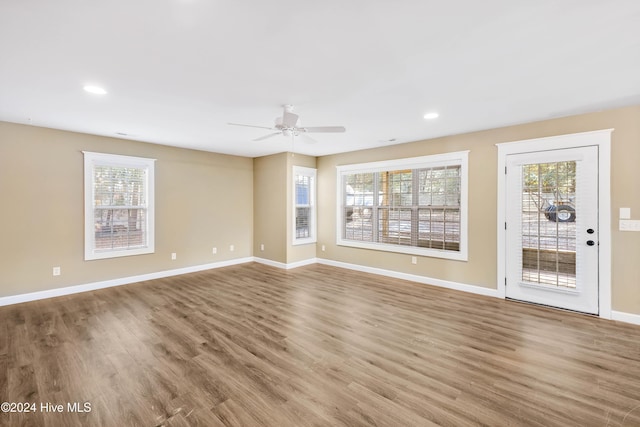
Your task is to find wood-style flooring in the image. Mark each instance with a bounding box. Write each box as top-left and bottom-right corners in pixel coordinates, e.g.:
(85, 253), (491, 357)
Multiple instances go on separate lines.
(1, 262), (639, 426)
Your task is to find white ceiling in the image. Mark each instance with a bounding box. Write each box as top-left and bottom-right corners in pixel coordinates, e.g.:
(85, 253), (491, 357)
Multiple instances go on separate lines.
(1, 1), (639, 158)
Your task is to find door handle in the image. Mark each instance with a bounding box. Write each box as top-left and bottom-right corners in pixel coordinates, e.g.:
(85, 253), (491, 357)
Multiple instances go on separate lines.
(587, 240), (595, 246)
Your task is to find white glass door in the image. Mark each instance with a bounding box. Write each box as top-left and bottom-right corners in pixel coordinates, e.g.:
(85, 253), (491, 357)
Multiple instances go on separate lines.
(505, 146), (599, 314)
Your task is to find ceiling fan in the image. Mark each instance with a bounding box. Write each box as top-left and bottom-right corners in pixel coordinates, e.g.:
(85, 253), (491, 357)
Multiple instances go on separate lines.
(228, 105), (346, 142)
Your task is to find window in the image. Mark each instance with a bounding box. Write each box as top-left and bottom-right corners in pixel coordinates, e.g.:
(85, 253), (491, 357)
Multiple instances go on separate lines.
(293, 166), (317, 245)
(337, 151), (468, 260)
(84, 152), (155, 260)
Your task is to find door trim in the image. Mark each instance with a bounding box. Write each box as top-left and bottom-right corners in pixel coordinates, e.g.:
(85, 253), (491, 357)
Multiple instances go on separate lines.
(496, 129), (613, 319)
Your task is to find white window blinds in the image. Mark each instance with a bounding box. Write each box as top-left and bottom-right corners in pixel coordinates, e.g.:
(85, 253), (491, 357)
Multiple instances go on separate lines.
(293, 166), (317, 245)
(337, 151), (468, 260)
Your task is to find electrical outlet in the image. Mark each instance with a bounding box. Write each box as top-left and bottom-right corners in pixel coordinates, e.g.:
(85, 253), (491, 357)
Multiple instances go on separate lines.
(52, 266), (61, 276)
(321, 245), (326, 252)
(620, 207), (631, 219)
(411, 256), (417, 265)
(230, 244), (235, 252)
(212, 247), (217, 255)
(260, 244), (264, 251)
(171, 252), (177, 260)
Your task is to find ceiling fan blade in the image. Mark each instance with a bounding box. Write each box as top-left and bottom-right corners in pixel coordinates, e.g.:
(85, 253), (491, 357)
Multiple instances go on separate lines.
(300, 133), (318, 144)
(301, 126), (346, 133)
(282, 111), (299, 128)
(253, 132), (282, 141)
(228, 122), (274, 130)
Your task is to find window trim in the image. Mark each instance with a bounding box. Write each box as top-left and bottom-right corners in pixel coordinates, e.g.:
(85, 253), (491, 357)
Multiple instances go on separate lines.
(292, 166), (317, 246)
(336, 151), (469, 261)
(83, 151), (156, 260)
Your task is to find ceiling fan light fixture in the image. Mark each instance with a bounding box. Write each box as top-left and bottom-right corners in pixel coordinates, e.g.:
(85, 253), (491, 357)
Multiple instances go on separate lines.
(83, 85), (107, 95)
(228, 105), (346, 142)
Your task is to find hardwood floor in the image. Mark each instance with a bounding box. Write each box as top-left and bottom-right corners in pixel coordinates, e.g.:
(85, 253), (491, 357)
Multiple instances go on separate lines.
(1, 262), (640, 426)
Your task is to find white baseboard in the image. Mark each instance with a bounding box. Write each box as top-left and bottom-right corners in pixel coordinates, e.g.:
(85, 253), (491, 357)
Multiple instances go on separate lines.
(0, 257), (253, 307)
(253, 257), (317, 270)
(4, 257), (639, 328)
(286, 258), (318, 269)
(611, 310), (640, 326)
(316, 258), (500, 298)
(253, 257), (287, 269)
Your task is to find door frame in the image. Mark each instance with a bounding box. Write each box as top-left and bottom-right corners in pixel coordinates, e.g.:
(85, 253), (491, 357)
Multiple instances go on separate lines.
(496, 129), (613, 319)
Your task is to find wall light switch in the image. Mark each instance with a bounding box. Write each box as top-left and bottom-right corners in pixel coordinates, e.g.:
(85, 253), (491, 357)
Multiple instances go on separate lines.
(260, 244), (264, 251)
(620, 219), (640, 231)
(620, 207), (631, 219)
(411, 256), (417, 265)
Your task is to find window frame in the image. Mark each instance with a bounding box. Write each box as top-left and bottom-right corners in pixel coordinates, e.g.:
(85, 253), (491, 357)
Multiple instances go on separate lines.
(292, 166), (317, 246)
(336, 151), (469, 261)
(83, 151), (156, 260)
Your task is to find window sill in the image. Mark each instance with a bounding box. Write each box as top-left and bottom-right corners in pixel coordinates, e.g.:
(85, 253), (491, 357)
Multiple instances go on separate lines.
(292, 238), (317, 246)
(336, 239), (467, 261)
(85, 247), (154, 261)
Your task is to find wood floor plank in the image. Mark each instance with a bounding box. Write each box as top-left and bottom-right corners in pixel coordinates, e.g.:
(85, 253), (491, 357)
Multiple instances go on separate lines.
(212, 398), (264, 427)
(1, 262), (640, 426)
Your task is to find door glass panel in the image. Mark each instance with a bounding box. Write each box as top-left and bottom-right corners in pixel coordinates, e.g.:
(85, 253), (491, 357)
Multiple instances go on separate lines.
(521, 161), (576, 288)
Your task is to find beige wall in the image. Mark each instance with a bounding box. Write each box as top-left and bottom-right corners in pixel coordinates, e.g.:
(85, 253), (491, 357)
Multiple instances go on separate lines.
(253, 153), (288, 263)
(317, 105), (640, 315)
(253, 152), (317, 264)
(0, 122), (253, 298)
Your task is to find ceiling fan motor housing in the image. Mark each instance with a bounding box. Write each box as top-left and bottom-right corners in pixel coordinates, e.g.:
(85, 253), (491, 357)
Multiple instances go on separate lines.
(228, 104), (345, 142)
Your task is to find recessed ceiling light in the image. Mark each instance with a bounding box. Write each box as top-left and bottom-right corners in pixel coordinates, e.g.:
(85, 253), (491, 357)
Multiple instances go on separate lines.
(423, 112), (439, 120)
(83, 85), (107, 95)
